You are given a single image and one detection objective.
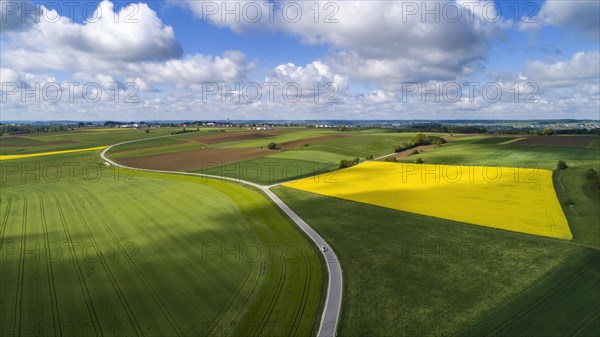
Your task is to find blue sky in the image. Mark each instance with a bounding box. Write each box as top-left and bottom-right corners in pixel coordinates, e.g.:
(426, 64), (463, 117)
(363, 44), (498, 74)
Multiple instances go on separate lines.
(1, 0), (599, 120)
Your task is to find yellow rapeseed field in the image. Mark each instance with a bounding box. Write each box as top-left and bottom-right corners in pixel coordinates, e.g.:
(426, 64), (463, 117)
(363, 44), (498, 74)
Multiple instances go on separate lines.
(0, 146), (107, 161)
(283, 162), (572, 239)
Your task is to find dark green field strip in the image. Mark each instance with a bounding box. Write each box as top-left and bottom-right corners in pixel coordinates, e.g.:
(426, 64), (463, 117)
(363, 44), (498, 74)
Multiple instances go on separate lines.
(454, 250), (600, 337)
(200, 157), (336, 185)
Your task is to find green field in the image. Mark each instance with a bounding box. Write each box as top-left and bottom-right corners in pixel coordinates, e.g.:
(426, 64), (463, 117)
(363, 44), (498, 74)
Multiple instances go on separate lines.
(0, 149), (324, 337)
(272, 186), (598, 337)
(0, 128), (179, 156)
(455, 249), (599, 337)
(296, 132), (419, 158)
(398, 135), (600, 169)
(210, 130), (339, 149)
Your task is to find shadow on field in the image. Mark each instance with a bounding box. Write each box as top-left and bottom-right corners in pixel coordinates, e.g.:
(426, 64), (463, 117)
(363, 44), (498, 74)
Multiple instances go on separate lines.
(270, 186), (598, 337)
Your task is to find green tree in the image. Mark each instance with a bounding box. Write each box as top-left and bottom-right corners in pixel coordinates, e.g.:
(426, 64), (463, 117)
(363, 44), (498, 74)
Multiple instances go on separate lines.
(542, 128), (554, 135)
(556, 160), (568, 170)
(267, 142), (278, 150)
(415, 158), (425, 164)
(413, 134), (428, 145)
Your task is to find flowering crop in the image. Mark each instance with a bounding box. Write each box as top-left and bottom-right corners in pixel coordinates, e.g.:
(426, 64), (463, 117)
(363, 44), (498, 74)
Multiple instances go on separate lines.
(283, 162), (572, 240)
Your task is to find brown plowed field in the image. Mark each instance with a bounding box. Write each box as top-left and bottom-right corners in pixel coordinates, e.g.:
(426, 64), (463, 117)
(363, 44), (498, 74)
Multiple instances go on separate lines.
(117, 147), (270, 171)
(513, 136), (596, 148)
(188, 131), (282, 144)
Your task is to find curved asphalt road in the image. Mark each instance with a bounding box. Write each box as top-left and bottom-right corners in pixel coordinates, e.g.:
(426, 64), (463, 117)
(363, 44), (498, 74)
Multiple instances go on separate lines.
(100, 138), (342, 337)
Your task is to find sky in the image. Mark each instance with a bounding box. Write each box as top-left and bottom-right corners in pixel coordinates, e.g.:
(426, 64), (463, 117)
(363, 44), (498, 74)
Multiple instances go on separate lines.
(0, 0), (599, 121)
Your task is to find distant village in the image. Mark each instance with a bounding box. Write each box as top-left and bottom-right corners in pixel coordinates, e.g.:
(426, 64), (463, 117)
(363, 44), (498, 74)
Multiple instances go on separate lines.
(2, 120), (599, 136)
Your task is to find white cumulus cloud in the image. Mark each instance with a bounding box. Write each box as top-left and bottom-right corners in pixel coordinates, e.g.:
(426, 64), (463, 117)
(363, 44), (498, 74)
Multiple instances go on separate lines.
(520, 0), (600, 39)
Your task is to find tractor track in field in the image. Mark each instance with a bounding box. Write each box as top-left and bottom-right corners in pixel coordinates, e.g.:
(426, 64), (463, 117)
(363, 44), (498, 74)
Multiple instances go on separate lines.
(121, 188), (266, 327)
(290, 252), (313, 337)
(52, 193), (103, 337)
(207, 263), (264, 336)
(207, 204), (266, 336)
(243, 204), (288, 337)
(481, 256), (598, 337)
(128, 185), (241, 287)
(253, 243), (287, 337)
(567, 308), (600, 337)
(236, 198), (311, 337)
(13, 196), (27, 337)
(0, 195), (12, 249)
(83, 194), (185, 337)
(38, 195), (63, 337)
(102, 137), (343, 337)
(118, 186), (231, 299)
(124, 225), (217, 322)
(68, 195), (145, 337)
